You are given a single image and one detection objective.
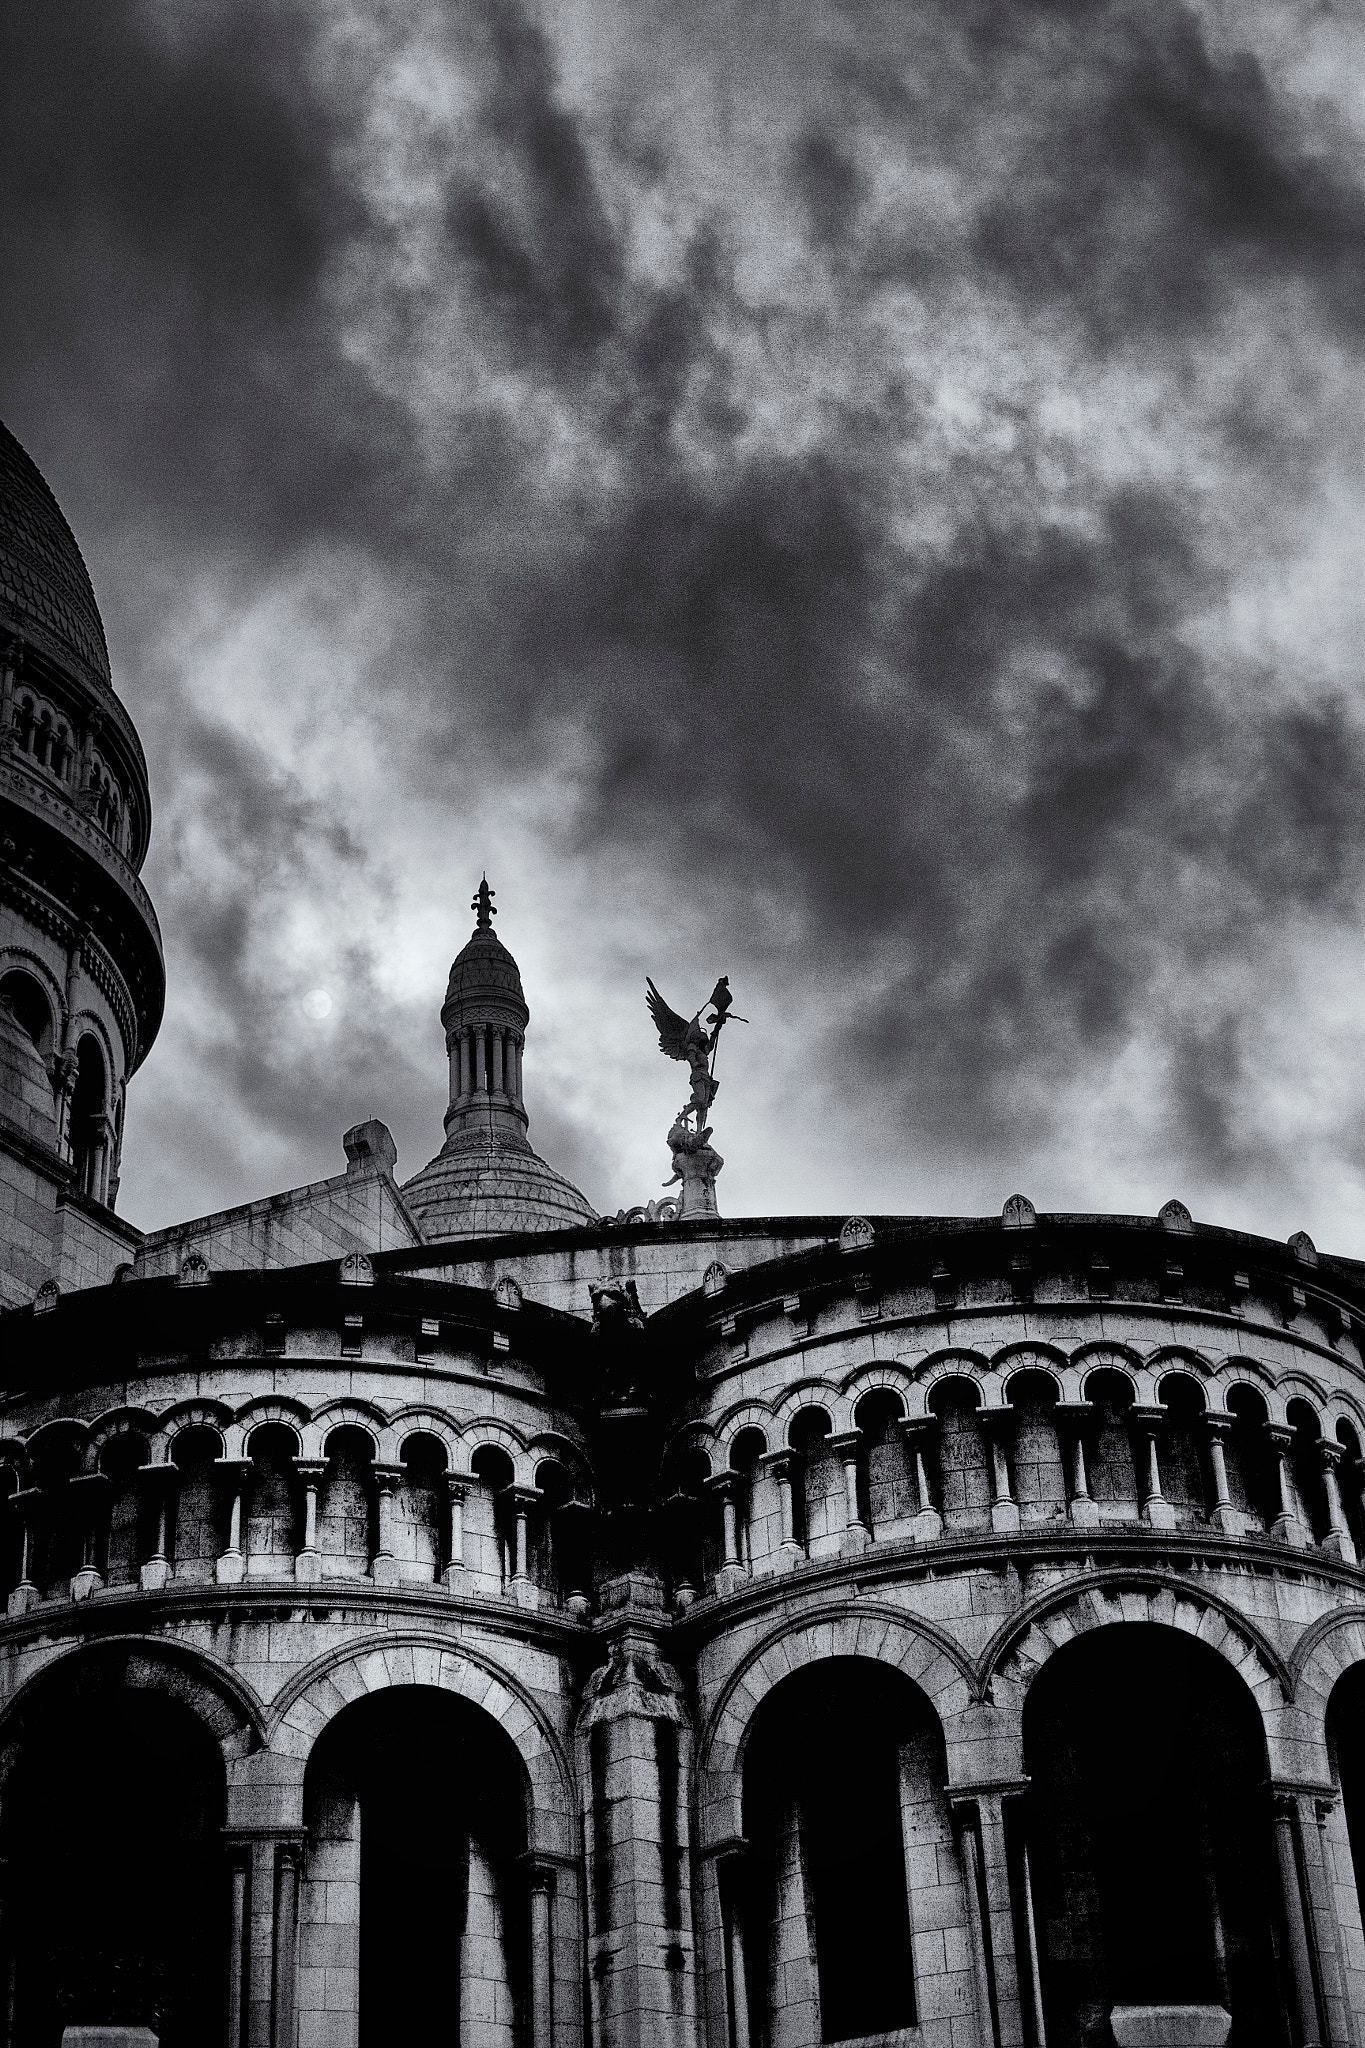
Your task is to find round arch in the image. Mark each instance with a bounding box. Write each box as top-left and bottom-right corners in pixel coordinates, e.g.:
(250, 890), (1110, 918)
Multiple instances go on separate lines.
(980, 1572), (1291, 1741)
(0, 1635), (266, 1763)
(699, 1604), (977, 1848)
(267, 1631), (575, 1858)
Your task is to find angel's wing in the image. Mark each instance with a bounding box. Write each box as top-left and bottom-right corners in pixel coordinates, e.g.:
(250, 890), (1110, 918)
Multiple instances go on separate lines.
(646, 979), (694, 1062)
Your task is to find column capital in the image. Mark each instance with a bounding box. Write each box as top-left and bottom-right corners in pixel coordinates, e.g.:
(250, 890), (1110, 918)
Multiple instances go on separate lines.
(757, 1451), (798, 1481)
(1203, 1412), (1234, 1438)
(215, 1457), (253, 1480)
(444, 1474), (469, 1500)
(1129, 1405), (1165, 1428)
(1317, 1438), (1345, 1469)
(293, 1459), (328, 1483)
(979, 1405), (1014, 1432)
(899, 1414), (939, 1439)
(510, 1484), (541, 1511)
(371, 1462), (405, 1493)
(1053, 1401), (1092, 1422)
(519, 1852), (559, 1895)
(829, 1430), (862, 1459)
(137, 1460), (179, 1489)
(1266, 1424), (1295, 1453)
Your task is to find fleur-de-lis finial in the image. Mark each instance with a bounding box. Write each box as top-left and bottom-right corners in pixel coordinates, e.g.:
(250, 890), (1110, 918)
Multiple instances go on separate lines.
(472, 875), (496, 930)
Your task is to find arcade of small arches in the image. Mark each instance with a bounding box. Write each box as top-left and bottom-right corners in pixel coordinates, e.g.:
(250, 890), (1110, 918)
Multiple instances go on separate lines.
(666, 1350), (1365, 1590)
(7, 688), (128, 849)
(0, 958), (117, 1199)
(0, 1404), (595, 1611)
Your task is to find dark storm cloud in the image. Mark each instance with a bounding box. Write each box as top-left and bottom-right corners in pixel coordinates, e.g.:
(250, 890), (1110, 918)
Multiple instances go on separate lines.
(4, 0), (1365, 1215)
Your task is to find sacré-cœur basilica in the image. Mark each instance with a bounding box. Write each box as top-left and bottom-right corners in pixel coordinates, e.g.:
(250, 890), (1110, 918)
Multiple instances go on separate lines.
(4, 417), (1365, 2048)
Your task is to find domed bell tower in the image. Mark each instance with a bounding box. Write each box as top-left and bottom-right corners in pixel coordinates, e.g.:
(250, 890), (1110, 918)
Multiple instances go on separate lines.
(0, 421), (163, 1303)
(441, 877), (531, 1153)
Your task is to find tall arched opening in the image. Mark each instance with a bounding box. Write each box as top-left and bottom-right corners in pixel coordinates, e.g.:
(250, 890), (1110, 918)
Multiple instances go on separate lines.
(0, 1657), (228, 2044)
(739, 1657), (968, 2048)
(1022, 1626), (1286, 2048)
(301, 1686), (530, 2046)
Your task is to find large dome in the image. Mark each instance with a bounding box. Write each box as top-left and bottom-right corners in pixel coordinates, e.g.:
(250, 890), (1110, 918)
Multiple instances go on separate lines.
(0, 424), (110, 687)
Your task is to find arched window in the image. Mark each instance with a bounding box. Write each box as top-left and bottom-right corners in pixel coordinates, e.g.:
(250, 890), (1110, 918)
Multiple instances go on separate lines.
(245, 1424), (299, 1575)
(318, 1427), (375, 1576)
(170, 1426), (223, 1581)
(1007, 1370), (1067, 1525)
(1287, 1398), (1328, 1541)
(1157, 1374), (1209, 1517)
(0, 969), (54, 1058)
(69, 1032), (107, 1199)
(534, 1458), (592, 1604)
(1227, 1386), (1277, 1529)
(788, 1409), (835, 1553)
(729, 1428), (765, 1564)
(661, 1444), (711, 1596)
(470, 1444), (516, 1587)
(396, 1433), (446, 1583)
(98, 1432), (150, 1586)
(1084, 1369), (1140, 1516)
(928, 1377), (991, 1531)
(852, 1390), (910, 1535)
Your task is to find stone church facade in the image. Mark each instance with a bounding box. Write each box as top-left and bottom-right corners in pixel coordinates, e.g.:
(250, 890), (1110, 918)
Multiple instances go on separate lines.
(4, 421), (1365, 2048)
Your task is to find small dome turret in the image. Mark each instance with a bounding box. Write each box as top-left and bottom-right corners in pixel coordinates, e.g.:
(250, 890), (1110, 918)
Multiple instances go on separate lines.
(400, 880), (597, 1241)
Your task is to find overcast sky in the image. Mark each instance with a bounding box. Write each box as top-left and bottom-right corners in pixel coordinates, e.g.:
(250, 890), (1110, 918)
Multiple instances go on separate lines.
(5, 0), (1365, 1245)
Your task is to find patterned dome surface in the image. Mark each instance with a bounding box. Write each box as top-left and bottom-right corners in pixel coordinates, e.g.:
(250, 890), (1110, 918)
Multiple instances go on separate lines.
(0, 422), (110, 685)
(401, 1138), (598, 1241)
(445, 926), (528, 1010)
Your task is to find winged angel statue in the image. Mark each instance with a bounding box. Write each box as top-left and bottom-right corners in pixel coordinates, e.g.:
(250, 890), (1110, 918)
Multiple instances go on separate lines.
(645, 977), (744, 1219)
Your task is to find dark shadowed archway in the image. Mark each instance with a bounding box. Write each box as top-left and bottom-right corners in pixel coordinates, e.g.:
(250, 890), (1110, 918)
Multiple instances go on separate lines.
(741, 1656), (966, 2048)
(302, 1686), (530, 2048)
(1022, 1625), (1287, 2048)
(0, 1658), (228, 2045)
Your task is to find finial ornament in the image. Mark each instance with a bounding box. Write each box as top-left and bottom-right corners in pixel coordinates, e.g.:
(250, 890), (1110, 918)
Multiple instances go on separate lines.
(472, 875), (496, 930)
(645, 975), (747, 1219)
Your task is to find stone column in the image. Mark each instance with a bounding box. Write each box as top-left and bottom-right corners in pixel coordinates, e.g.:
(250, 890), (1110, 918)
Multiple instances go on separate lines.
(1203, 1415), (1241, 1534)
(226, 1830), (305, 2048)
(7, 1488), (42, 1615)
(371, 1462), (403, 1586)
(830, 1430), (866, 1548)
(707, 1472), (744, 1571)
(138, 1461), (177, 1591)
(764, 1451), (804, 1558)
(1268, 1426), (1309, 1547)
(716, 1846), (752, 2048)
(509, 1485), (539, 1605)
(293, 1459), (326, 1585)
(271, 1839), (302, 2048)
(69, 1470), (110, 1599)
(1054, 1402), (1099, 1531)
(950, 1790), (1027, 2048)
(1318, 1442), (1356, 1563)
(491, 1028), (505, 1095)
(1130, 1408), (1177, 1530)
(1293, 1792), (1353, 2048)
(443, 1476), (468, 1589)
(458, 1029), (471, 1100)
(473, 1027), (487, 1092)
(226, 1839), (250, 2048)
(216, 1459), (251, 1585)
(525, 1857), (556, 2048)
(578, 1574), (699, 2048)
(1273, 1795), (1324, 2048)
(899, 1418), (943, 1540)
(981, 1410), (1020, 1535)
